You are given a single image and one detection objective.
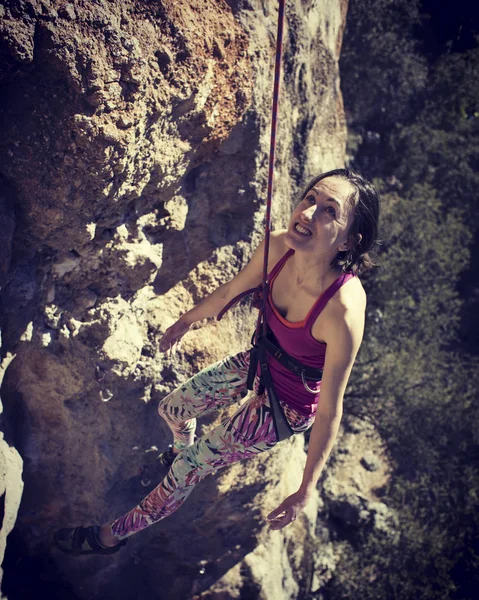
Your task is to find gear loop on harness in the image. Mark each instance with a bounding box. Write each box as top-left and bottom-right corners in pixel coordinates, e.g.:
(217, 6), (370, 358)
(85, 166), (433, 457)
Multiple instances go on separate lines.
(301, 371), (320, 395)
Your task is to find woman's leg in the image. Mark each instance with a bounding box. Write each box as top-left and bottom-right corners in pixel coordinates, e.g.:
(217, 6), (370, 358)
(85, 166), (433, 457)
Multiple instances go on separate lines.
(105, 392), (313, 543)
(158, 351), (251, 454)
(280, 399), (315, 433)
(108, 392), (276, 540)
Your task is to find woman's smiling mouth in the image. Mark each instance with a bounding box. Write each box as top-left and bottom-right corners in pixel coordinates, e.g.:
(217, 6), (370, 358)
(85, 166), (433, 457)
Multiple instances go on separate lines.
(294, 223), (312, 236)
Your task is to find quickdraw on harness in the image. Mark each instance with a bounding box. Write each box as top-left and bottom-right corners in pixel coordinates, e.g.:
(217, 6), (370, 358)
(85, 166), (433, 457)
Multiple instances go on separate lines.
(217, 1), (323, 442)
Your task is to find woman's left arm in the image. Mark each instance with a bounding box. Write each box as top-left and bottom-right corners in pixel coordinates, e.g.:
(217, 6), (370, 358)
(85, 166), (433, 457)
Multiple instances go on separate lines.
(267, 298), (365, 530)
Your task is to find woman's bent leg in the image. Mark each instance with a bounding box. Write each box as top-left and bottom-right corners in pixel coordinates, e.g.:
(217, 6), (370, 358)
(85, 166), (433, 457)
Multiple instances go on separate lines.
(158, 351), (250, 452)
(110, 391), (282, 540)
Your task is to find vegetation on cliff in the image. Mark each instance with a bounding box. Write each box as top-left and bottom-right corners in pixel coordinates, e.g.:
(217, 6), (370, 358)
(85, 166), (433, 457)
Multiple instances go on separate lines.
(325, 1), (479, 598)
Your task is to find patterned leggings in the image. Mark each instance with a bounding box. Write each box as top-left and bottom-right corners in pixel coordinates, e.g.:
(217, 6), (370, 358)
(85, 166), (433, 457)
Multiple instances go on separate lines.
(110, 351), (315, 540)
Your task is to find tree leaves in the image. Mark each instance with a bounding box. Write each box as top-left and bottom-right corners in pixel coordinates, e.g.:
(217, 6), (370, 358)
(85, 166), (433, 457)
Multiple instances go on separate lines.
(331, 1), (479, 598)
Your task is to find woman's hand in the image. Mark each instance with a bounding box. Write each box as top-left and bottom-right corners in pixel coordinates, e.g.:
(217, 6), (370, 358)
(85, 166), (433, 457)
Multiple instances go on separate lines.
(159, 317), (191, 354)
(266, 490), (312, 530)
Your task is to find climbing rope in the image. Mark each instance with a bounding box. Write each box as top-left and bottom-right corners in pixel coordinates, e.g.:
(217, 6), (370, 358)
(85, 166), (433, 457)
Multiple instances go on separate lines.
(216, 1), (286, 333)
(255, 0), (286, 344)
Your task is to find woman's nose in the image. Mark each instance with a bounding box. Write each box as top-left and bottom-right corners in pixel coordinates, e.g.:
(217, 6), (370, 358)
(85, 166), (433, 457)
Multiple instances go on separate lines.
(302, 205), (317, 221)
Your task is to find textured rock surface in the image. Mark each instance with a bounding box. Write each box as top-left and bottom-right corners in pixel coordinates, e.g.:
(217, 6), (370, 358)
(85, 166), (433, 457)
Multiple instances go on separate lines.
(194, 415), (394, 599)
(311, 414), (396, 593)
(0, 0), (361, 598)
(0, 434), (23, 597)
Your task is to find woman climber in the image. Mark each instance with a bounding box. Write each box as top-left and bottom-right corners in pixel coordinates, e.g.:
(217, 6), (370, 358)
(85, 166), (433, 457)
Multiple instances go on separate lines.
(54, 168), (380, 555)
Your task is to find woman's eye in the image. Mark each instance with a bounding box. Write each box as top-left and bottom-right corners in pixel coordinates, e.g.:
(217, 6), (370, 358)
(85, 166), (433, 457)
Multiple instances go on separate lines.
(306, 195), (316, 205)
(326, 206), (336, 217)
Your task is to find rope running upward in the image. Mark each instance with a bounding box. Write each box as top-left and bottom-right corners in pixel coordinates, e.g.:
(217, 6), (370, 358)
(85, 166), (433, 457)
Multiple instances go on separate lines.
(255, 0), (286, 344)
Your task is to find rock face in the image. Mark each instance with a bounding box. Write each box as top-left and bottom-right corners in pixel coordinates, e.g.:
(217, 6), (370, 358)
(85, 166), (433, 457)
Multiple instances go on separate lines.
(0, 434), (23, 598)
(0, 0), (351, 598)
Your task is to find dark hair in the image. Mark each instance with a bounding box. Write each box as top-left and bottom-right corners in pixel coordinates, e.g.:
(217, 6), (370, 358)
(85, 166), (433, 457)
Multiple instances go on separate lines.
(301, 168), (380, 274)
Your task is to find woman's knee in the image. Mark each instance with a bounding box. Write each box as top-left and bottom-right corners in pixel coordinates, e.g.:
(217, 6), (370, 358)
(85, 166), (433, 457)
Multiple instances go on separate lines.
(158, 392), (194, 429)
(158, 393), (177, 420)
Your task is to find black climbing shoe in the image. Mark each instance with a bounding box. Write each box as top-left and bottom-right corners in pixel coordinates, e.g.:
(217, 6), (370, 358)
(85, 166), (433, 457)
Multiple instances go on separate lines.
(158, 445), (177, 467)
(53, 525), (128, 556)
(139, 439), (199, 488)
(140, 444), (178, 487)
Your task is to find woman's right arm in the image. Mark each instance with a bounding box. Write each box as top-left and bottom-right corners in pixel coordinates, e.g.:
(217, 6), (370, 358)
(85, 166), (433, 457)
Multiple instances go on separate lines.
(159, 232), (285, 353)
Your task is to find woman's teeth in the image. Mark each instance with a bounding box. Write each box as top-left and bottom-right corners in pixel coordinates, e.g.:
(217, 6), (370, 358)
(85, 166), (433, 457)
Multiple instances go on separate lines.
(295, 224), (311, 236)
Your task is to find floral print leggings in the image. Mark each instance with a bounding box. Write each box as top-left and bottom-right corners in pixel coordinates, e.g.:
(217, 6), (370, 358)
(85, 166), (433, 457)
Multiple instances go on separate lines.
(110, 351), (315, 540)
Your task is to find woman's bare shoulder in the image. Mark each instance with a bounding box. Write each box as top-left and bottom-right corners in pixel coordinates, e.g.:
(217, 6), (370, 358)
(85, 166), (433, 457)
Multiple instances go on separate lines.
(317, 276), (366, 350)
(327, 276), (367, 331)
(332, 275), (366, 313)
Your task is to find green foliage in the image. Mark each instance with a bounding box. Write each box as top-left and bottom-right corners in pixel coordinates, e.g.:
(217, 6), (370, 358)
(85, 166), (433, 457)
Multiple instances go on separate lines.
(340, 0), (427, 130)
(326, 1), (479, 599)
(330, 358), (479, 600)
(371, 184), (469, 348)
(391, 49), (479, 221)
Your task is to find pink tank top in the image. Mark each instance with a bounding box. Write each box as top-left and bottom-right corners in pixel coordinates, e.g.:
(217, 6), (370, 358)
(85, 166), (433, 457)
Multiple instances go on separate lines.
(265, 248), (355, 417)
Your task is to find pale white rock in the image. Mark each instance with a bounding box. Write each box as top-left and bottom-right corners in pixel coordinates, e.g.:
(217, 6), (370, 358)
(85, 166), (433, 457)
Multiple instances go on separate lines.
(0, 435), (23, 584)
(244, 538), (299, 600)
(164, 195), (189, 231)
(19, 322), (33, 342)
(65, 316), (84, 337)
(115, 224), (129, 240)
(44, 305), (62, 329)
(99, 388), (113, 402)
(40, 332), (52, 347)
(311, 544), (341, 593)
(101, 312), (143, 375)
(86, 222), (97, 240)
(58, 324), (71, 340)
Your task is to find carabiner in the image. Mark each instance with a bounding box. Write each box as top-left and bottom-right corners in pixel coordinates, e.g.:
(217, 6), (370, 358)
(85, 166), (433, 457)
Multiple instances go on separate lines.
(301, 371), (319, 394)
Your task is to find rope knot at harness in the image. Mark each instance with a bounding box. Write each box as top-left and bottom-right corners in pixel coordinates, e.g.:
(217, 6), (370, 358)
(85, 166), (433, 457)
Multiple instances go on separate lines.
(251, 286), (264, 310)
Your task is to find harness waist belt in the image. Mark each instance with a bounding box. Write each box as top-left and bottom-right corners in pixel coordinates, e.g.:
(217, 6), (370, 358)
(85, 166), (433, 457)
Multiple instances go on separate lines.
(259, 332), (323, 381)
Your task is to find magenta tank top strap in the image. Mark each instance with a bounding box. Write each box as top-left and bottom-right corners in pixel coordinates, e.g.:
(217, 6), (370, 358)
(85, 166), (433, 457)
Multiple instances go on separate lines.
(305, 272), (355, 327)
(268, 248), (294, 282)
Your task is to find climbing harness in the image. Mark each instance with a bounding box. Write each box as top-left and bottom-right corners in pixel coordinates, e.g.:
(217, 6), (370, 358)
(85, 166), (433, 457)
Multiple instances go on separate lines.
(217, 1), (323, 442)
(248, 327), (323, 441)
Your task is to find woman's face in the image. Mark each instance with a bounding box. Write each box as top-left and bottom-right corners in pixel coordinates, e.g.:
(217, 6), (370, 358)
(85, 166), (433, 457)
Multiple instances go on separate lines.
(285, 176), (356, 258)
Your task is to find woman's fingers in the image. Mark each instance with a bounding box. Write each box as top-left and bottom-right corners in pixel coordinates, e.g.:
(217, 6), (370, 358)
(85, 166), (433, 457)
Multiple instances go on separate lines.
(268, 510), (294, 530)
(159, 320), (190, 354)
(159, 330), (172, 353)
(159, 331), (178, 354)
(163, 336), (184, 359)
(267, 504), (290, 530)
(267, 505), (285, 521)
(267, 496), (302, 530)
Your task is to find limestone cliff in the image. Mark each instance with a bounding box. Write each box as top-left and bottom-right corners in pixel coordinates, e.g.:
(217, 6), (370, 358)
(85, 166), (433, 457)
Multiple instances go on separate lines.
(0, 1), (360, 598)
